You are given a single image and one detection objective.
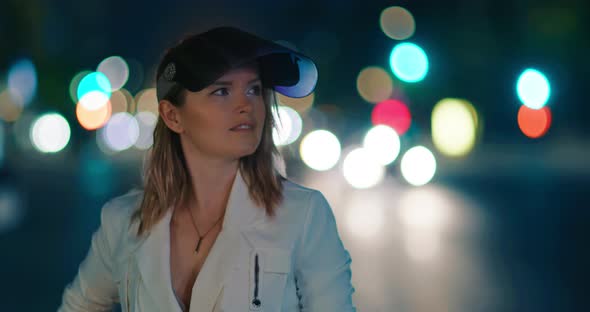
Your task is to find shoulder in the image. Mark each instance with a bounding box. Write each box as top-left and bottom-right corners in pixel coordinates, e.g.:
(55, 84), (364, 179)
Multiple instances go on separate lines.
(99, 188), (144, 255)
(280, 178), (332, 220)
(100, 188), (144, 226)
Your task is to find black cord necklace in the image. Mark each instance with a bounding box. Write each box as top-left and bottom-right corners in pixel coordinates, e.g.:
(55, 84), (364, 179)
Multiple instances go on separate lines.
(186, 207), (225, 254)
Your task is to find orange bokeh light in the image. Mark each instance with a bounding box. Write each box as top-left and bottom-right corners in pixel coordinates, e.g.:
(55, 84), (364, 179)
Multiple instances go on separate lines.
(76, 100), (112, 130)
(517, 105), (551, 138)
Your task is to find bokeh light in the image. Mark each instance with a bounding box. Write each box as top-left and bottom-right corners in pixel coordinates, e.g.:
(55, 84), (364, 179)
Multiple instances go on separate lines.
(76, 96), (112, 130)
(134, 111), (158, 150)
(432, 98), (478, 157)
(300, 129), (341, 171)
(380, 6), (416, 40)
(135, 88), (158, 115)
(100, 112), (139, 152)
(400, 146), (436, 186)
(517, 105), (552, 138)
(0, 89), (24, 122)
(363, 125), (401, 165)
(277, 92), (315, 114)
(356, 66), (394, 103)
(7, 58), (37, 107)
(30, 113), (71, 153)
(110, 89), (132, 114)
(273, 105), (303, 146)
(342, 147), (386, 189)
(97, 56), (129, 91)
(516, 68), (551, 109)
(77, 72), (111, 110)
(371, 99), (412, 135)
(389, 42), (429, 83)
(69, 70), (92, 104)
(0, 186), (25, 234)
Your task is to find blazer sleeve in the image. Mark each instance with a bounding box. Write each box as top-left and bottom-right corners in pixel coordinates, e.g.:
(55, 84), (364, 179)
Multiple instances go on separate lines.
(294, 191), (357, 311)
(57, 200), (120, 312)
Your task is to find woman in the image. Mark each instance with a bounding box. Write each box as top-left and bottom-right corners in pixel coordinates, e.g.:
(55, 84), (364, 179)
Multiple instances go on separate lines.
(58, 26), (356, 312)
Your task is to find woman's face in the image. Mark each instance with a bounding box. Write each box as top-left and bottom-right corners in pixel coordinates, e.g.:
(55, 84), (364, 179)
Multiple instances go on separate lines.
(172, 65), (267, 161)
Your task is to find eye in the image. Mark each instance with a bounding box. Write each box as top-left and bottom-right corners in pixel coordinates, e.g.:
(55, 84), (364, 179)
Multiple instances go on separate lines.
(212, 88), (229, 96)
(247, 85), (262, 96)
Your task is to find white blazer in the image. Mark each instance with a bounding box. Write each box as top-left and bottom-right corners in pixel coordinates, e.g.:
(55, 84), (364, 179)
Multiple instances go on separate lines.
(58, 170), (356, 312)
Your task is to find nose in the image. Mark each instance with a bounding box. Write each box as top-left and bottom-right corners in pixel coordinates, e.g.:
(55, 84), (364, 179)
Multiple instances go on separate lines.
(235, 92), (255, 114)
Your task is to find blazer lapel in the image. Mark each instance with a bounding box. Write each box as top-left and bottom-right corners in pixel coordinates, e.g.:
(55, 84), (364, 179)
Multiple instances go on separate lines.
(133, 169), (268, 312)
(134, 207), (180, 312)
(189, 169), (267, 312)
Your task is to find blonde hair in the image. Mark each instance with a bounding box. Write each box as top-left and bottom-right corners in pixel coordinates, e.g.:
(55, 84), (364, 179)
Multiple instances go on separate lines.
(131, 79), (284, 237)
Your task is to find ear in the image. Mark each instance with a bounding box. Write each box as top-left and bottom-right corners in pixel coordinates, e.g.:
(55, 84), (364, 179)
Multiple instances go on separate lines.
(159, 100), (184, 134)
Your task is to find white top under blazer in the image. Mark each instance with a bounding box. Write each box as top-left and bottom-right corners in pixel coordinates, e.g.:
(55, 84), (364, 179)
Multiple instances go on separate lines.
(58, 169), (356, 312)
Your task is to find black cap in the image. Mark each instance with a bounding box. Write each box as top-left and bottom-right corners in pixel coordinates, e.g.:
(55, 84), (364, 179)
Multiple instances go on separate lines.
(156, 26), (318, 102)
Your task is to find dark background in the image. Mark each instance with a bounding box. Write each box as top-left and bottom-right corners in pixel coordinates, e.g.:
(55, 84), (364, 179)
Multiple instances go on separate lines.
(1, 0), (588, 311)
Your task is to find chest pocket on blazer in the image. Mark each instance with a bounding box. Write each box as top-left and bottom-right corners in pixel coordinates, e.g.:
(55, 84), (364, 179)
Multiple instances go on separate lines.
(248, 248), (292, 312)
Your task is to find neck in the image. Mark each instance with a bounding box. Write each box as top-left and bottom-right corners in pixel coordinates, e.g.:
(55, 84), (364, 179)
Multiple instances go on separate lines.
(183, 155), (240, 223)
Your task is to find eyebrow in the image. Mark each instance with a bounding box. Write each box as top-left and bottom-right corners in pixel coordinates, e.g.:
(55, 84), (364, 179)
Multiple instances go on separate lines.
(210, 78), (261, 87)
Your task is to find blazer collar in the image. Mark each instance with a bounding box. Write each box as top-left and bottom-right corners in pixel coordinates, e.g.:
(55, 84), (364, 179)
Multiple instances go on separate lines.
(134, 169), (267, 312)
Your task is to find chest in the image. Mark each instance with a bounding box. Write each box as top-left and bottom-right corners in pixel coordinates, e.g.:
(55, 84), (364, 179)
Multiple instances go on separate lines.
(169, 223), (221, 309)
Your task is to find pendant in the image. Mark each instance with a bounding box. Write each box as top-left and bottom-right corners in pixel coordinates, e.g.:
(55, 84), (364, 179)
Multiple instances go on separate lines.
(195, 238), (202, 253)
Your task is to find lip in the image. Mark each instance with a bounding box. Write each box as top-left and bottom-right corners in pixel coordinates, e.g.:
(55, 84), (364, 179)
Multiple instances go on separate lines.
(229, 122), (255, 131)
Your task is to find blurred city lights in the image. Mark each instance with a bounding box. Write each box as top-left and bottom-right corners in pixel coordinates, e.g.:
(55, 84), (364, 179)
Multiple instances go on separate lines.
(110, 89), (131, 114)
(134, 111), (158, 150)
(77, 72), (111, 110)
(389, 42), (429, 83)
(371, 99), (412, 135)
(30, 113), (71, 153)
(432, 98), (478, 157)
(517, 105), (552, 138)
(12, 111), (35, 151)
(400, 146), (436, 186)
(363, 125), (401, 165)
(273, 105), (302, 146)
(69, 70), (92, 104)
(97, 56), (129, 91)
(516, 68), (551, 109)
(76, 96), (112, 130)
(299, 129), (341, 171)
(0, 89), (24, 122)
(100, 112), (139, 152)
(277, 92), (315, 114)
(379, 6), (416, 40)
(7, 58), (37, 107)
(342, 147), (386, 189)
(0, 186), (25, 234)
(135, 88), (158, 115)
(398, 187), (452, 262)
(345, 193), (385, 239)
(356, 66), (394, 104)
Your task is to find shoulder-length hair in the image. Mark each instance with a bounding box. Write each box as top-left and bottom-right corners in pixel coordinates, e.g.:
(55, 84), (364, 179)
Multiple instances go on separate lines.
(130, 59), (285, 237)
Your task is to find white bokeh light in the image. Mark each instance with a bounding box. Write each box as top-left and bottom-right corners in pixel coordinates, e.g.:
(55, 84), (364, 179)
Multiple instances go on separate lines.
(101, 112), (139, 152)
(134, 112), (158, 150)
(78, 90), (110, 111)
(342, 147), (386, 189)
(273, 105), (302, 146)
(30, 113), (71, 153)
(400, 146), (436, 186)
(97, 56), (130, 91)
(363, 125), (401, 165)
(300, 130), (341, 171)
